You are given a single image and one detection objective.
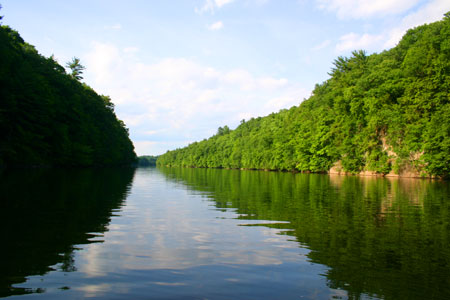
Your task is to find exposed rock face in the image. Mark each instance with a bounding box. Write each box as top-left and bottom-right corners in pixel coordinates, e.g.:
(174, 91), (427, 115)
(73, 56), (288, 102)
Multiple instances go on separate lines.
(329, 161), (345, 175)
(329, 160), (430, 179)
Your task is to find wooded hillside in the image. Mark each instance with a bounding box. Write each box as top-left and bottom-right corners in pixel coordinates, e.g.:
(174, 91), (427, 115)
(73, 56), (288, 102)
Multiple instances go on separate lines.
(158, 13), (450, 178)
(0, 25), (136, 167)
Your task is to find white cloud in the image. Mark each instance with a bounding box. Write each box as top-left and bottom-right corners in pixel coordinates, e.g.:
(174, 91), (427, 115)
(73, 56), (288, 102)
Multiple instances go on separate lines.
(312, 39), (331, 51)
(134, 141), (164, 156)
(85, 42), (122, 84)
(208, 21), (224, 30)
(84, 42), (309, 155)
(195, 0), (235, 14)
(316, 0), (420, 19)
(384, 0), (450, 48)
(215, 0), (235, 7)
(336, 32), (383, 52)
(195, 0), (215, 14)
(264, 86), (309, 112)
(333, 0), (450, 53)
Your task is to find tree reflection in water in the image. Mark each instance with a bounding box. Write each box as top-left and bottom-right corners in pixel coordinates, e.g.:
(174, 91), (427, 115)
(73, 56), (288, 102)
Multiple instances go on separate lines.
(160, 167), (450, 300)
(0, 167), (135, 297)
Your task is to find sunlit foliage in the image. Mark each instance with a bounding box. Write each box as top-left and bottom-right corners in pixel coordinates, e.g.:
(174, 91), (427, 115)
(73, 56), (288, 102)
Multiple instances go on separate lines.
(158, 13), (450, 178)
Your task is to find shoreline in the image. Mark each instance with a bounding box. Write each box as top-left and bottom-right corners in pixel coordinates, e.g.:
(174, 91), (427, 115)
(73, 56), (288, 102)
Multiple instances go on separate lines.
(159, 165), (443, 180)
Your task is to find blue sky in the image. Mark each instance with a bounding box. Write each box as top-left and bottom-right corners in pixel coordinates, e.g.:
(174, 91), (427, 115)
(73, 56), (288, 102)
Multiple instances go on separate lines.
(2, 0), (449, 155)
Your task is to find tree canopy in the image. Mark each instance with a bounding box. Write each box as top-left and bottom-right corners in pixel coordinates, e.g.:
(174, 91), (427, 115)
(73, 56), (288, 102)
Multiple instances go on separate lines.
(0, 25), (136, 167)
(158, 13), (450, 178)
(137, 155), (158, 167)
(66, 57), (85, 81)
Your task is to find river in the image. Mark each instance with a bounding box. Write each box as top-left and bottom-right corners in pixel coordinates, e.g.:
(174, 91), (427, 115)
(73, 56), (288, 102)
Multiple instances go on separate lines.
(1, 167), (449, 299)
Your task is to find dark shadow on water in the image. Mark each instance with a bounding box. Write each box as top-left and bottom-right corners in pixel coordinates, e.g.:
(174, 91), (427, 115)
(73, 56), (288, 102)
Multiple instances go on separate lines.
(158, 166), (450, 300)
(0, 167), (136, 297)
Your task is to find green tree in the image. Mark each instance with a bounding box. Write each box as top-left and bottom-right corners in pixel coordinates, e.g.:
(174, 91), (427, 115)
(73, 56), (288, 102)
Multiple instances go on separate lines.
(158, 13), (450, 178)
(0, 25), (136, 167)
(66, 57), (85, 81)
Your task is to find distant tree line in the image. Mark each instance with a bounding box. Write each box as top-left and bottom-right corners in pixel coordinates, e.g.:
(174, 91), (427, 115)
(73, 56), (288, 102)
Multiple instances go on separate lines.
(158, 13), (450, 178)
(137, 155), (158, 167)
(0, 23), (136, 167)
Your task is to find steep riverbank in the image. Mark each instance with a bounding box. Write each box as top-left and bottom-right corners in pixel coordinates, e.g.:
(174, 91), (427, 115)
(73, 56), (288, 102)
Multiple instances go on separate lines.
(158, 13), (450, 179)
(0, 25), (136, 167)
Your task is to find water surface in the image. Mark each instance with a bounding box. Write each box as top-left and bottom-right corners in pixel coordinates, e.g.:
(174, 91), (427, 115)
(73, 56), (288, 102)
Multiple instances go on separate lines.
(1, 167), (449, 299)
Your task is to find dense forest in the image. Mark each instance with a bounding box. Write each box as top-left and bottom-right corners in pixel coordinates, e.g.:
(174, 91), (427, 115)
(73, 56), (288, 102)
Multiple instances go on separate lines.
(158, 13), (450, 178)
(137, 155), (158, 167)
(0, 18), (136, 167)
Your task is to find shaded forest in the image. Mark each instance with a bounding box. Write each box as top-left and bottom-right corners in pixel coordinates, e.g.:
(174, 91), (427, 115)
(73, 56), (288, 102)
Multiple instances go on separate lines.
(137, 155), (158, 167)
(0, 21), (136, 167)
(158, 13), (450, 178)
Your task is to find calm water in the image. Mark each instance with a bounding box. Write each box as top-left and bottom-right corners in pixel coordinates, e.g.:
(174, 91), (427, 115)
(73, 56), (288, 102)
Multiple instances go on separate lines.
(1, 167), (449, 299)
